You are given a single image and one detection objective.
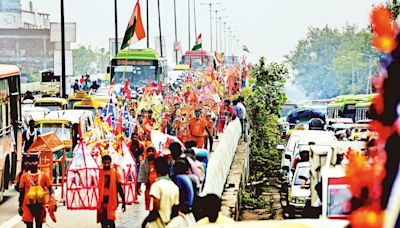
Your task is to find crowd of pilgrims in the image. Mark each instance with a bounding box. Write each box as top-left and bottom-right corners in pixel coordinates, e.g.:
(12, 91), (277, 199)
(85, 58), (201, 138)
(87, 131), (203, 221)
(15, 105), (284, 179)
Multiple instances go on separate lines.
(16, 67), (248, 228)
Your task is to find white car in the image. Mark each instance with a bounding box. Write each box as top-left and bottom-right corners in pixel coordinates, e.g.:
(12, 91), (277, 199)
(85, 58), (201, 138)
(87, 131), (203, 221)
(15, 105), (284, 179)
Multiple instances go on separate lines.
(287, 161), (311, 218)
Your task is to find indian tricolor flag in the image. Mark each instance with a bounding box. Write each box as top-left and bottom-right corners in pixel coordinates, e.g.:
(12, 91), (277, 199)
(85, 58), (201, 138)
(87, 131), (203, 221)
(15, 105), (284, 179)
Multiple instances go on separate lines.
(192, 33), (202, 51)
(121, 0), (146, 50)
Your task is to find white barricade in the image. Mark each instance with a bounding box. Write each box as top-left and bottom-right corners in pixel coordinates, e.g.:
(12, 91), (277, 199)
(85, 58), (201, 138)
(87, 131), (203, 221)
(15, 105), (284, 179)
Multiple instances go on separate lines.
(201, 118), (242, 197)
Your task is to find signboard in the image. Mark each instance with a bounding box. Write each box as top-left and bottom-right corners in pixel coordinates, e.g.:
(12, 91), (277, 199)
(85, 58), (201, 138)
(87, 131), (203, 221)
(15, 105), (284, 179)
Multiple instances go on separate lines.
(173, 41), (181, 51)
(116, 60), (154, 66)
(54, 50), (73, 76)
(50, 22), (76, 42)
(109, 38), (123, 58)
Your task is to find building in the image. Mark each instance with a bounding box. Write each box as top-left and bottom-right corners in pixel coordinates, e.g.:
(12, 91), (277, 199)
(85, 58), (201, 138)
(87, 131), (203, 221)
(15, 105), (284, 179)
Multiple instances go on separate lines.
(0, 0), (53, 78)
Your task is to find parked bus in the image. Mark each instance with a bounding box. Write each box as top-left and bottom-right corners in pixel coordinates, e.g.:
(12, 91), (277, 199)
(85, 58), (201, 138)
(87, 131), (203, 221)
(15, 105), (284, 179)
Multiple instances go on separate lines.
(40, 69), (60, 97)
(181, 50), (210, 69)
(326, 95), (367, 122)
(0, 65), (22, 202)
(354, 93), (377, 123)
(110, 48), (168, 90)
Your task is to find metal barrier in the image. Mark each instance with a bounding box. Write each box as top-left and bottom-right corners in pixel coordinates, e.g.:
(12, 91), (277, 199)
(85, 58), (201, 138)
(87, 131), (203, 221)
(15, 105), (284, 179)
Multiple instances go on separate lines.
(200, 118), (242, 197)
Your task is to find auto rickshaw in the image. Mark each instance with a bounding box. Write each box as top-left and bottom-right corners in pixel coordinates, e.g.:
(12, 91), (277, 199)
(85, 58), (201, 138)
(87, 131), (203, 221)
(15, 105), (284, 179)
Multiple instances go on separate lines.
(33, 97), (68, 111)
(68, 90), (89, 109)
(73, 97), (107, 115)
(35, 110), (94, 151)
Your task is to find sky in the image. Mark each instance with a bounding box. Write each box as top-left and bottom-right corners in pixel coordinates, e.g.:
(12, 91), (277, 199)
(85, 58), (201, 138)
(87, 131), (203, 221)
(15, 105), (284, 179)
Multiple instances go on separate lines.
(26, 0), (383, 64)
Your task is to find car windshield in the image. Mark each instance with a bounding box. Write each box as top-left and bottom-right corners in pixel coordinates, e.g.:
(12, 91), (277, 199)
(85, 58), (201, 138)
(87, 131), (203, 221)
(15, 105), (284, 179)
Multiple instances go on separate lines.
(74, 106), (97, 115)
(294, 166), (310, 185)
(41, 123), (71, 141)
(327, 184), (352, 216)
(35, 102), (62, 111)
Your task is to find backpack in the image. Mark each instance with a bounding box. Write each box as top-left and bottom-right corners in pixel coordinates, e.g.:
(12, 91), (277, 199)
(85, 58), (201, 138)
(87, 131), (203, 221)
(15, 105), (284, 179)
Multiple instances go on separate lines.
(26, 172), (47, 204)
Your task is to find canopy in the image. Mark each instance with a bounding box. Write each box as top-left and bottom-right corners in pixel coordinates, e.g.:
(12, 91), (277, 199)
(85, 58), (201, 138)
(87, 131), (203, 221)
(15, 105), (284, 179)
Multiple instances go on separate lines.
(27, 132), (65, 153)
(287, 108), (326, 124)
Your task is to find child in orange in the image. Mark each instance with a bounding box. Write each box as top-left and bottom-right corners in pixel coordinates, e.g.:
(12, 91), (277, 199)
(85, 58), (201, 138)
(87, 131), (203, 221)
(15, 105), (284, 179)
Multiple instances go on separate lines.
(136, 147), (158, 210)
(18, 156), (52, 228)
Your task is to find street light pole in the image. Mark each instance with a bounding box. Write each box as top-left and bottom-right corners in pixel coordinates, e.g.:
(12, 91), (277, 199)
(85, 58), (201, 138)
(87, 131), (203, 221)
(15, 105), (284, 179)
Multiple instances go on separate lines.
(174, 0), (178, 64)
(188, 0), (191, 50)
(114, 0), (118, 55)
(201, 2), (220, 52)
(146, 0), (149, 48)
(60, 0), (66, 98)
(214, 9), (225, 52)
(157, 0), (163, 57)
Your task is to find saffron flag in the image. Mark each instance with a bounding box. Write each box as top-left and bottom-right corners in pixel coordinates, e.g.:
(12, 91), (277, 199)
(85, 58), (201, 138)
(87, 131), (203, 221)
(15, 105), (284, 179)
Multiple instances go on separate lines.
(192, 33), (202, 51)
(121, 0), (146, 50)
(122, 80), (132, 99)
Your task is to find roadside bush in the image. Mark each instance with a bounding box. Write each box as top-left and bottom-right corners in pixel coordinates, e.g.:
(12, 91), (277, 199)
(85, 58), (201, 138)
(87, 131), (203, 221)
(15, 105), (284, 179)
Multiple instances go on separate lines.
(244, 57), (288, 179)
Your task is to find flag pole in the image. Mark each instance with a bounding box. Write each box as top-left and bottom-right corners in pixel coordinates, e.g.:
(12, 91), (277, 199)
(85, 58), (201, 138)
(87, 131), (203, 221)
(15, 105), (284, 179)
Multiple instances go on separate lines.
(193, 0), (197, 40)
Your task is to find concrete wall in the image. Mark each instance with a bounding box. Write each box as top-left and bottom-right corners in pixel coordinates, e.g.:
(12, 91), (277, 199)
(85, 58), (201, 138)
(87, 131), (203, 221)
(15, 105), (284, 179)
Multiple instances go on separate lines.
(220, 141), (250, 220)
(200, 118), (242, 197)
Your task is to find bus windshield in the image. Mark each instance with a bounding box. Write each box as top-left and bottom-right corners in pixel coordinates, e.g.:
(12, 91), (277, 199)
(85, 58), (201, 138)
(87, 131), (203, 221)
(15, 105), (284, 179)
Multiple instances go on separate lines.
(182, 56), (208, 69)
(41, 123), (71, 141)
(113, 64), (157, 88)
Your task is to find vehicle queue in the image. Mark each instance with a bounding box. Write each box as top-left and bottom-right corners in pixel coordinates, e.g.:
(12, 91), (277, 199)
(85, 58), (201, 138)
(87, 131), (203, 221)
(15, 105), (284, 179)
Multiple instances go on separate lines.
(277, 94), (376, 221)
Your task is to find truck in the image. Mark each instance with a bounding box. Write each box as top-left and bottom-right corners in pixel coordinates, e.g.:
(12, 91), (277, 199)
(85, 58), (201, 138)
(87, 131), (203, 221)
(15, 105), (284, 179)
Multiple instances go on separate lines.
(40, 69), (60, 97)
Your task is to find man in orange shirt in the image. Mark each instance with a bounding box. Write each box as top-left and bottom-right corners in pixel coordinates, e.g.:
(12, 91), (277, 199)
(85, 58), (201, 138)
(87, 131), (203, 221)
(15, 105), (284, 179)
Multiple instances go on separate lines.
(18, 155), (52, 228)
(143, 110), (156, 137)
(97, 155), (126, 228)
(189, 109), (207, 148)
(133, 114), (145, 140)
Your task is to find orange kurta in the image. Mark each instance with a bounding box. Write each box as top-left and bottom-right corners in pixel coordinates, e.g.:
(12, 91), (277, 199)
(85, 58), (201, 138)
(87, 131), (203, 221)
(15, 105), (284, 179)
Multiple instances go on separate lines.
(19, 171), (51, 223)
(189, 118), (207, 148)
(97, 168), (122, 223)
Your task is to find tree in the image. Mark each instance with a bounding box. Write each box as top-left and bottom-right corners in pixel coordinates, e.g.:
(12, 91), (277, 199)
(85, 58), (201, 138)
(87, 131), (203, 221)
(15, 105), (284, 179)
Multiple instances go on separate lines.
(73, 45), (110, 76)
(244, 57), (288, 178)
(387, 0), (400, 19)
(286, 25), (380, 99)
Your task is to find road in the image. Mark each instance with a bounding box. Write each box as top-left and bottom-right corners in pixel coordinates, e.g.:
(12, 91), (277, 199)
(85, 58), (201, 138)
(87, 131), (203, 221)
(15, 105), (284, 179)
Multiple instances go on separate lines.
(0, 139), (219, 228)
(0, 186), (147, 228)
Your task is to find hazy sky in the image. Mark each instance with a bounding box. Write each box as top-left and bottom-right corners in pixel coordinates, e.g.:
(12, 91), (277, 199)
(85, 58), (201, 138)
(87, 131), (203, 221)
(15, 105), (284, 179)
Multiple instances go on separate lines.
(27, 0), (383, 64)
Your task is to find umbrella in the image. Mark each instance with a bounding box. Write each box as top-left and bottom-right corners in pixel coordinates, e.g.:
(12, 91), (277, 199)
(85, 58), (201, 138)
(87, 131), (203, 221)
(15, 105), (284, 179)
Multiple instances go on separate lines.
(287, 108), (325, 124)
